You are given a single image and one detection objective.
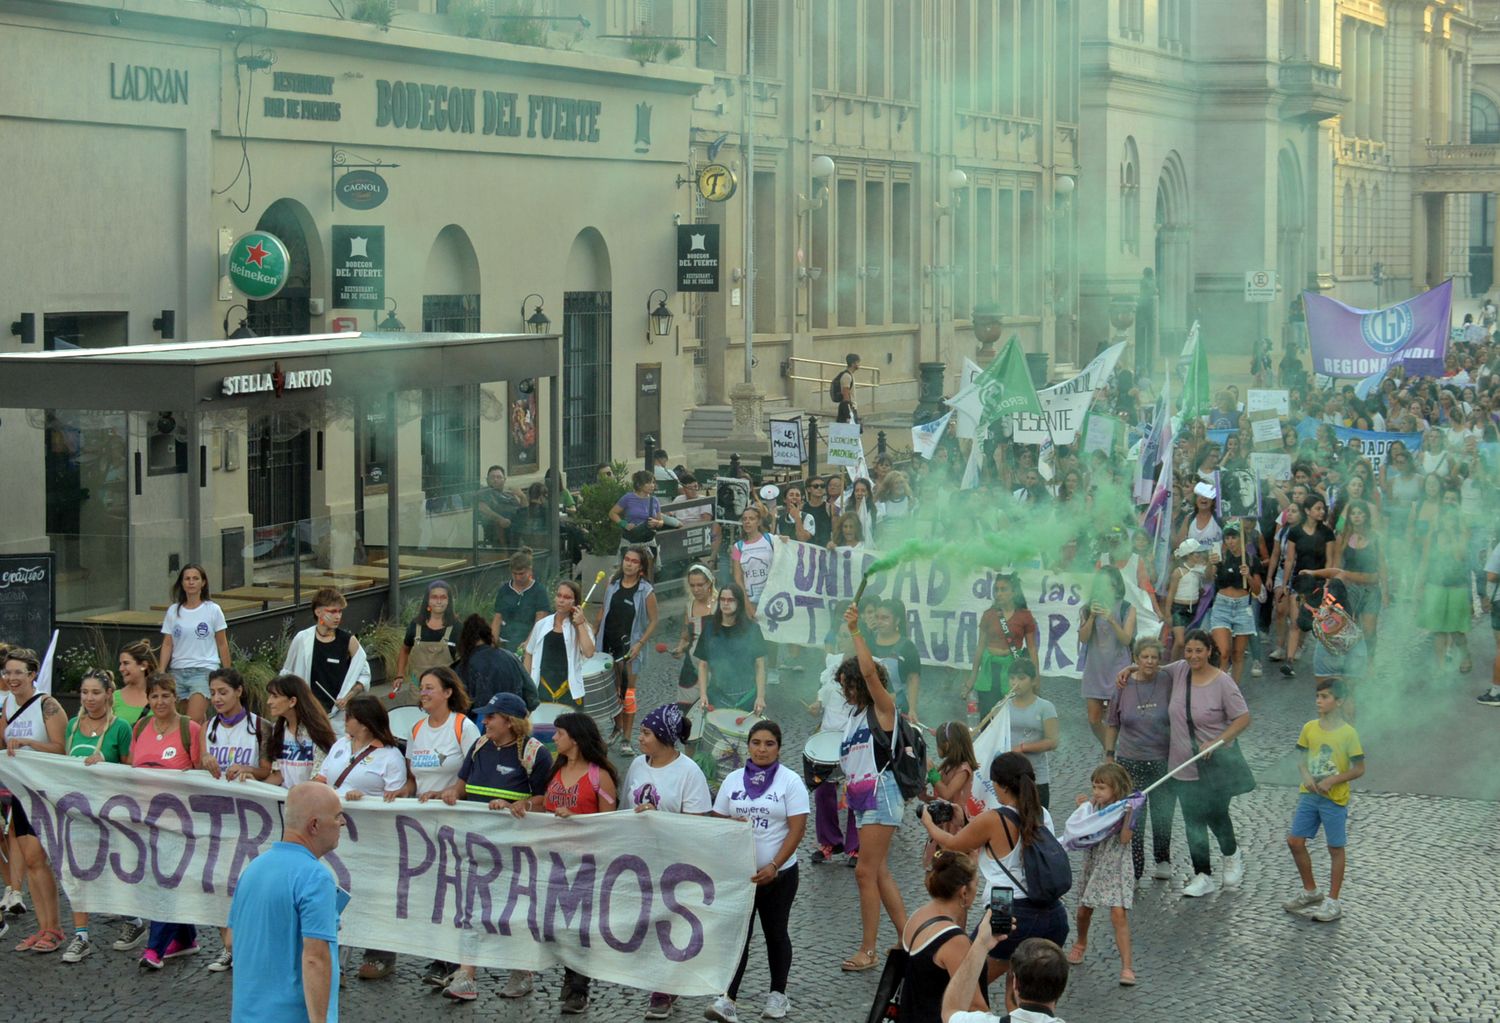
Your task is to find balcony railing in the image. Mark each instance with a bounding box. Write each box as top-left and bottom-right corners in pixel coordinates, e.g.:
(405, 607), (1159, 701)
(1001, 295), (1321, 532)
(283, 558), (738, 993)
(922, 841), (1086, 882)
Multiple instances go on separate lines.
(1278, 60), (1342, 90)
(1424, 144), (1500, 166)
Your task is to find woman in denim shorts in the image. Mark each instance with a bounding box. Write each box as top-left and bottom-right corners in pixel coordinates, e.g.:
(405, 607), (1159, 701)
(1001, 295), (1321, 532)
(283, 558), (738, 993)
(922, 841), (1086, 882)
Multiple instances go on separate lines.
(1207, 523), (1264, 683)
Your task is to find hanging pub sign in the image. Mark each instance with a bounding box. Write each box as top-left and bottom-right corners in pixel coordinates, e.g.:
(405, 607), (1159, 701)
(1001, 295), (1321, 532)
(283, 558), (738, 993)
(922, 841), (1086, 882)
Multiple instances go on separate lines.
(335, 169), (389, 210)
(331, 225), (386, 309)
(227, 231), (291, 300)
(676, 223), (720, 292)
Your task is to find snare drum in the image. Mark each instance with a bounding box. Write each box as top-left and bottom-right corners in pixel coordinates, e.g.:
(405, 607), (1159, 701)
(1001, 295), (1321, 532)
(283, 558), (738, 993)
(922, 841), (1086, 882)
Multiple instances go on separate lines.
(531, 702), (570, 747)
(580, 654), (619, 733)
(800, 730), (844, 788)
(703, 708), (754, 780)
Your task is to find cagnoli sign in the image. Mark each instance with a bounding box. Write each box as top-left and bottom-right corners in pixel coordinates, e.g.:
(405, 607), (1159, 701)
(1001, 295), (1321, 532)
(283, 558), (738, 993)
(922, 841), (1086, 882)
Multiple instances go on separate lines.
(221, 365), (333, 397)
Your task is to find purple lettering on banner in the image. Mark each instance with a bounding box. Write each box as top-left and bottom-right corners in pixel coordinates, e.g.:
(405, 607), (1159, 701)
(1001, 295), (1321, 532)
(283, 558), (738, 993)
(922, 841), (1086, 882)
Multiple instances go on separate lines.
(462, 831), (505, 933)
(321, 811), (356, 894)
(102, 794), (147, 883)
(498, 845), (540, 940)
(58, 792), (109, 881)
(433, 824), (464, 925)
(793, 546), (818, 592)
(188, 794), (236, 894)
(145, 793), (195, 889)
(926, 610), (953, 662)
(227, 798), (275, 895)
(792, 595), (826, 644)
(908, 621), (930, 661)
(395, 814), (436, 918)
(890, 562), (920, 605)
(598, 855), (652, 953)
(972, 572), (995, 601)
(1043, 613), (1074, 672)
(656, 863), (712, 962)
(927, 562), (951, 605)
(21, 789), (62, 867)
(542, 852), (597, 946)
(954, 610), (979, 666)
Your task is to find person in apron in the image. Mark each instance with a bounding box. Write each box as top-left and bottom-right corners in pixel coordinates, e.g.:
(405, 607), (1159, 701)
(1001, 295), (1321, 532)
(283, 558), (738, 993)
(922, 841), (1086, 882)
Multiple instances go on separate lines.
(392, 580), (459, 708)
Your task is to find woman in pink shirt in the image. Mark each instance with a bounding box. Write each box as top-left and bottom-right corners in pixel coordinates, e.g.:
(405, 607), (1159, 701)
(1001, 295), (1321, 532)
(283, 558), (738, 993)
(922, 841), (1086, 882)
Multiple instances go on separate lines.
(129, 673), (206, 970)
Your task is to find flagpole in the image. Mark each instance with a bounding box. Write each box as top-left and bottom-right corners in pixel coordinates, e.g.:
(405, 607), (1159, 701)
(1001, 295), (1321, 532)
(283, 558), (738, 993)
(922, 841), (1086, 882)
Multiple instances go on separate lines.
(975, 691), (1014, 732)
(1139, 739), (1225, 797)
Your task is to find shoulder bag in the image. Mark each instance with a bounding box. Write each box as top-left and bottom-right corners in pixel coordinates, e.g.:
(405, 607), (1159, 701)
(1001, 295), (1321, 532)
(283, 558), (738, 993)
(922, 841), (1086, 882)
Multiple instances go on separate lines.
(1184, 676), (1256, 798)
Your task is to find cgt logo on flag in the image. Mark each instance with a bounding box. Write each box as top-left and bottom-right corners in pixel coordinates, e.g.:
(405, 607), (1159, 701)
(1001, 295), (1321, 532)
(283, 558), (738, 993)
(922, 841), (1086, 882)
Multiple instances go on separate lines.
(1360, 305), (1415, 354)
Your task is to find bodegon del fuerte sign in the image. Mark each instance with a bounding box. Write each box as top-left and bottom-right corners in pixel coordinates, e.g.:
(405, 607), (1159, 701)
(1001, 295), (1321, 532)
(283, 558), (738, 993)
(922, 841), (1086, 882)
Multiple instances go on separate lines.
(375, 80), (601, 142)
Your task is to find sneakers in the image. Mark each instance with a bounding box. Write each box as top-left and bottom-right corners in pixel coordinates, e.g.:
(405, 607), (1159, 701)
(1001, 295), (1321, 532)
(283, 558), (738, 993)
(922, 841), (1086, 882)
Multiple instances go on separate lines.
(621, 741), (637, 756)
(1477, 690), (1500, 707)
(140, 949), (164, 970)
(561, 991), (591, 1014)
(1309, 897), (1343, 922)
(645, 992), (676, 1018)
(61, 934), (93, 963)
(499, 970), (534, 998)
(1268, 647), (1285, 661)
(421, 960), (453, 988)
(1283, 889), (1325, 914)
(1279, 663), (1296, 677)
(1, 888), (27, 916)
(442, 974), (478, 1002)
(113, 921), (148, 951)
(163, 938), (200, 960)
(207, 948), (233, 972)
(1222, 851), (1245, 888)
(1151, 861), (1173, 881)
(1181, 873), (1215, 898)
(704, 995), (739, 1023)
(763, 993), (790, 1019)
(1250, 661), (1264, 678)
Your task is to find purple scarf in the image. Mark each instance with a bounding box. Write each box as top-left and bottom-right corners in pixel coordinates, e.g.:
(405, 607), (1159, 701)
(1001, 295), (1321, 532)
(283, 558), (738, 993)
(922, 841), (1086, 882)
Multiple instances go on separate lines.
(741, 760), (781, 800)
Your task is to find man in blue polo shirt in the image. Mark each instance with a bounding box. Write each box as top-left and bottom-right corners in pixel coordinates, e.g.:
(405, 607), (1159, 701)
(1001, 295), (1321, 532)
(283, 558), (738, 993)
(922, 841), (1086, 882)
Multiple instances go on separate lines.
(228, 782), (346, 1023)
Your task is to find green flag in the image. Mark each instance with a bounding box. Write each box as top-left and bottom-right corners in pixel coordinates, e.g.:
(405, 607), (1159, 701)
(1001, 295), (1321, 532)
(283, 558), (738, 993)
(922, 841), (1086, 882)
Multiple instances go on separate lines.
(973, 336), (1044, 424)
(1179, 327), (1211, 421)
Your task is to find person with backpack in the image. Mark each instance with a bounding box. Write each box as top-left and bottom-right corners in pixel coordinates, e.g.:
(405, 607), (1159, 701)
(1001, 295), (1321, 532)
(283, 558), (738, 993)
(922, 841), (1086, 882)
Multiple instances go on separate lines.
(129, 672), (207, 970)
(833, 353), (861, 424)
(836, 602), (909, 974)
(436, 692), (552, 1003)
(919, 752), (1069, 1008)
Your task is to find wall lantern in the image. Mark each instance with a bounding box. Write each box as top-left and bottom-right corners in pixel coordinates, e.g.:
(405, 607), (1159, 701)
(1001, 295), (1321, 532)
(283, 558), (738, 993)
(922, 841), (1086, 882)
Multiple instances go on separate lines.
(647, 289), (673, 342)
(520, 293), (550, 334)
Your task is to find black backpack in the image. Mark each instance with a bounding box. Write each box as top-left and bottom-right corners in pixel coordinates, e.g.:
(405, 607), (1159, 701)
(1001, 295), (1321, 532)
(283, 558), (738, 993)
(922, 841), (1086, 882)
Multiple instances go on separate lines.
(995, 806), (1072, 905)
(867, 707), (928, 801)
(830, 369), (849, 403)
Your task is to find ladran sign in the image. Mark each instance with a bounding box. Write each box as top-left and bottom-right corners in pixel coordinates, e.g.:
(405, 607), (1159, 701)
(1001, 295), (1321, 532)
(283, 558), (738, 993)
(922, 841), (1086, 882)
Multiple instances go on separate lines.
(109, 62), (188, 105)
(221, 365), (333, 397)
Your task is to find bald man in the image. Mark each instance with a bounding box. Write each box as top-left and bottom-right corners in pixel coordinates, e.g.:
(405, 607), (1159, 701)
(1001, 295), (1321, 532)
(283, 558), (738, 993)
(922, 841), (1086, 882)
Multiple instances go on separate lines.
(228, 782), (345, 1023)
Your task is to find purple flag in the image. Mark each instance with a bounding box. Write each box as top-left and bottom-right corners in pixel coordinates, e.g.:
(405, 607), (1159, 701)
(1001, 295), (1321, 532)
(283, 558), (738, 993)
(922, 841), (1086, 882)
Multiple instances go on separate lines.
(1303, 279), (1451, 378)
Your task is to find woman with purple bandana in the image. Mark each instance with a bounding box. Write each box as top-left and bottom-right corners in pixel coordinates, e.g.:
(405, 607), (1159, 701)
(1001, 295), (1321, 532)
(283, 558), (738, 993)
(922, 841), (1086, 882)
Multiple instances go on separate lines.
(622, 704), (713, 1019)
(706, 719), (808, 1023)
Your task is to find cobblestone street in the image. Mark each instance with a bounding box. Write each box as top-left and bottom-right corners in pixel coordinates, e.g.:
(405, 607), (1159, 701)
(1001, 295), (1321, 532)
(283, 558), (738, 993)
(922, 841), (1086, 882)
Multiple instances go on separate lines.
(8, 608), (1500, 1023)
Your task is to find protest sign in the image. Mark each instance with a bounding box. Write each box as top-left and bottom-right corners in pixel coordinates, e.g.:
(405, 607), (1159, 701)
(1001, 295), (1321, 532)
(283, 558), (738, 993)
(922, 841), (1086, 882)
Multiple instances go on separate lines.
(1217, 467), (1260, 518)
(1330, 425), (1423, 470)
(1250, 411), (1284, 450)
(1010, 388), (1097, 445)
(769, 418), (805, 468)
(1246, 389), (1290, 416)
(755, 540), (1088, 677)
(715, 477), (752, 524)
(1082, 415), (1116, 455)
(825, 422), (864, 466)
(0, 754), (754, 996)
(1250, 452), (1293, 481)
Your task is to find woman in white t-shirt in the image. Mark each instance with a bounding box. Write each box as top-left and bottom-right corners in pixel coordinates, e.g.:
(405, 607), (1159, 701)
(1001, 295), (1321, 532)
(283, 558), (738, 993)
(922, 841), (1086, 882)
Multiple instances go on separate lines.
(264, 674), (336, 789)
(158, 563), (231, 725)
(397, 665), (481, 802)
(706, 719), (808, 1023)
(315, 695), (407, 800)
(624, 703), (713, 1020)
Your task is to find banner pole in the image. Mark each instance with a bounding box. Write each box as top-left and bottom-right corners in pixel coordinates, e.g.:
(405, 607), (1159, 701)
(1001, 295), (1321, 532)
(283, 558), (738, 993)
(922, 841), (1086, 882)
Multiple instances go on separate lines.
(974, 692), (1015, 732)
(1139, 739), (1225, 797)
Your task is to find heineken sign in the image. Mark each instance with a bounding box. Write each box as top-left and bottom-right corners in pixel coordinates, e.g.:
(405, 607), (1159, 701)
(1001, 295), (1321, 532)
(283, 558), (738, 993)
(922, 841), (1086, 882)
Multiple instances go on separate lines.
(227, 231), (291, 300)
(335, 169), (389, 210)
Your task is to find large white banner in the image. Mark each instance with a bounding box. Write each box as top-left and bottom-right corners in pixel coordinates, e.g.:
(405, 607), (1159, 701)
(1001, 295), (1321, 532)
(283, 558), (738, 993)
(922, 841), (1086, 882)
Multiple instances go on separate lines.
(756, 541), (1090, 677)
(1008, 344), (1122, 445)
(0, 754), (755, 996)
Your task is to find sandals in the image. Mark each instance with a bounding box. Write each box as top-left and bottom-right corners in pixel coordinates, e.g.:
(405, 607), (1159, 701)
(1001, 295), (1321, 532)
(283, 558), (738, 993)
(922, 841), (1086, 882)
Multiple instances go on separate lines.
(840, 949), (879, 972)
(1119, 969), (1138, 986)
(31, 929), (65, 954)
(1066, 943), (1087, 965)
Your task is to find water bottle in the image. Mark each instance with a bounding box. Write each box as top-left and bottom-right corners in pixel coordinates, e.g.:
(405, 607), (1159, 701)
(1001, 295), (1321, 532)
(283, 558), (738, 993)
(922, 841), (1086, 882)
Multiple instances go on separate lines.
(965, 698), (979, 730)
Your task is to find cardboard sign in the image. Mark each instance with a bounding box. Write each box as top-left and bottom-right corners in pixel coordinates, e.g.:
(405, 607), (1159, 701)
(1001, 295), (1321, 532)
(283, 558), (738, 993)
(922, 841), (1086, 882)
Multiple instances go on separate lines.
(825, 422), (864, 466)
(1082, 415), (1116, 455)
(1250, 452), (1293, 481)
(769, 418), (805, 468)
(1246, 389), (1290, 416)
(1250, 411), (1285, 450)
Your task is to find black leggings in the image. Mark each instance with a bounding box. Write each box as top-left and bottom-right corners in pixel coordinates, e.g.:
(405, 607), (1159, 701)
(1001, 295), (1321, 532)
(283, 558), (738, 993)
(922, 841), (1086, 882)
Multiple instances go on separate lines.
(1175, 779), (1237, 876)
(728, 864), (799, 999)
(1116, 757), (1174, 878)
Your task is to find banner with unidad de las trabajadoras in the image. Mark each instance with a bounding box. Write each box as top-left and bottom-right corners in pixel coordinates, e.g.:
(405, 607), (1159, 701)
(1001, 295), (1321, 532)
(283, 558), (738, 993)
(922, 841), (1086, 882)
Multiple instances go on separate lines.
(755, 540), (1089, 678)
(0, 754), (755, 996)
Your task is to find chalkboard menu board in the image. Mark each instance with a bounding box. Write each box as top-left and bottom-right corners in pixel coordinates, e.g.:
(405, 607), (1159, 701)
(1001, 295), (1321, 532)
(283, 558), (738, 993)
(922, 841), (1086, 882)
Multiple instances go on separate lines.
(0, 553), (56, 655)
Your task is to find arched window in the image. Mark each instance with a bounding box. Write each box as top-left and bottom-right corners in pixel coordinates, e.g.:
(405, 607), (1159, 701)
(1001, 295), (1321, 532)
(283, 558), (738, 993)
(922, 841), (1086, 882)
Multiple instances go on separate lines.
(1472, 92), (1500, 144)
(1120, 137), (1140, 254)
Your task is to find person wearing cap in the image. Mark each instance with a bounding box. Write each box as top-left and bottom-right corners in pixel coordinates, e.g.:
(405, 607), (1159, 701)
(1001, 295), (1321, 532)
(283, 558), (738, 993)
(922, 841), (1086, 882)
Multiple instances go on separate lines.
(1207, 522), (1265, 683)
(437, 692), (553, 1003)
(1167, 539), (1212, 654)
(1174, 481), (1224, 551)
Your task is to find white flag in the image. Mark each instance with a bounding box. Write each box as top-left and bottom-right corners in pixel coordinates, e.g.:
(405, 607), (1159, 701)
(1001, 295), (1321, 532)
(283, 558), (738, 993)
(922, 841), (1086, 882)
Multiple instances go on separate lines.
(35, 631), (58, 695)
(946, 358), (987, 439)
(959, 426), (986, 490)
(1061, 794), (1145, 852)
(971, 700), (1012, 808)
(911, 411), (954, 460)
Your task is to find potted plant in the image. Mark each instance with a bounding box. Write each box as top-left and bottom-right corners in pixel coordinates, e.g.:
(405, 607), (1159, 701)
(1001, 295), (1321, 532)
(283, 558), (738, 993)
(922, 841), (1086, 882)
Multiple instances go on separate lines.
(569, 460), (628, 587)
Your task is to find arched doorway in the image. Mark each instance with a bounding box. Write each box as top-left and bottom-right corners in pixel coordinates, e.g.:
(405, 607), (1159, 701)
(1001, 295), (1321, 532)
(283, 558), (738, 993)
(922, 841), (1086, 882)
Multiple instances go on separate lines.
(420, 225), (482, 502)
(1277, 145), (1306, 333)
(1153, 153), (1191, 355)
(245, 199), (320, 557)
(563, 228), (612, 485)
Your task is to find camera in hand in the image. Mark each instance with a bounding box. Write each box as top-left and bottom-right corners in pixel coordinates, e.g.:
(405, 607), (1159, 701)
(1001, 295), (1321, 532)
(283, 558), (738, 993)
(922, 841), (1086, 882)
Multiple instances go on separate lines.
(989, 886), (1014, 935)
(926, 799), (955, 826)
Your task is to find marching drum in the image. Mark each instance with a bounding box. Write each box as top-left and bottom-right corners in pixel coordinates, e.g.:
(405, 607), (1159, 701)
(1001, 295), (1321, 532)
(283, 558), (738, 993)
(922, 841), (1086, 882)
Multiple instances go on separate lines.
(702, 707), (754, 780)
(531, 702), (570, 747)
(580, 654), (620, 733)
(800, 730), (844, 788)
